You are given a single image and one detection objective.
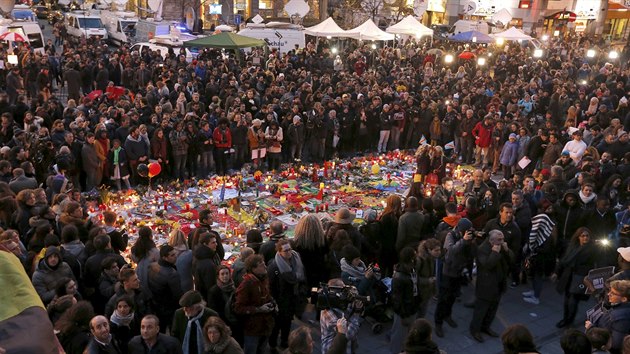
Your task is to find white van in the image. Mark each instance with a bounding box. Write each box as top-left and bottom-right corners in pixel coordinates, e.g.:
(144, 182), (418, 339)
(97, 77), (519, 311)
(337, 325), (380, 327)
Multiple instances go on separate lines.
(0, 20), (45, 54)
(130, 36), (197, 62)
(65, 11), (108, 39)
(101, 10), (137, 45)
(238, 22), (304, 53)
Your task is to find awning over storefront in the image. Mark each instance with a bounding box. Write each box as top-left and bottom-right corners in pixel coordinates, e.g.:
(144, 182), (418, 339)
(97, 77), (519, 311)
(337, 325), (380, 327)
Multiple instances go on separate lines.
(545, 11), (578, 22)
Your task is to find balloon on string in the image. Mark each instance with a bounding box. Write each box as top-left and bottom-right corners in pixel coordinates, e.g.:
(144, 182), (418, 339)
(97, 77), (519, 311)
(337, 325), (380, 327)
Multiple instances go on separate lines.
(137, 163), (149, 177)
(148, 162), (161, 178)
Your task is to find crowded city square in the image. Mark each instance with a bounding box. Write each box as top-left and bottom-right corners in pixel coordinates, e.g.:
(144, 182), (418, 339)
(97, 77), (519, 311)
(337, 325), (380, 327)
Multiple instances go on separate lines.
(0, 1), (630, 353)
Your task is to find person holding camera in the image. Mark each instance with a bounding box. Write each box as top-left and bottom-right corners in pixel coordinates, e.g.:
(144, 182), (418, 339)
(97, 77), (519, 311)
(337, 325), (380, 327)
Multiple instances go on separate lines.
(320, 278), (363, 354)
(470, 230), (514, 343)
(234, 254), (276, 354)
(434, 218), (475, 338)
(340, 245), (381, 302)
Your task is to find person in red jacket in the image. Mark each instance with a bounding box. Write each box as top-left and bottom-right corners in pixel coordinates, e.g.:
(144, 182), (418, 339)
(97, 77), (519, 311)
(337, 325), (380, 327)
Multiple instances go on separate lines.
(234, 254), (276, 354)
(472, 116), (494, 168)
(213, 118), (232, 176)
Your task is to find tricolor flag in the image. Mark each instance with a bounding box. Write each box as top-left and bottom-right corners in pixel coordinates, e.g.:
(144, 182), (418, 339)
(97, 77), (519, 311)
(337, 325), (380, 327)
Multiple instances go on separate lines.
(0, 251), (62, 353)
(419, 135), (428, 146)
(444, 141), (455, 150)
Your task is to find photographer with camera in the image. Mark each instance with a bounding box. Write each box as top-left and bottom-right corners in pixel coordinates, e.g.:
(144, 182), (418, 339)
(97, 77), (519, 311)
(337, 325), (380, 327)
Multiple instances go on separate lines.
(320, 279), (363, 354)
(434, 218), (476, 338)
(469, 230), (514, 343)
(340, 245), (381, 303)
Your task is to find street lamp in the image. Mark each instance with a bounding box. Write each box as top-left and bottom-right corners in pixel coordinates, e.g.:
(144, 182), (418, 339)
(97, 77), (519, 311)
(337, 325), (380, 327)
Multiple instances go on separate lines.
(444, 54), (454, 63)
(477, 57), (486, 66)
(609, 50), (619, 59)
(533, 49), (543, 58)
(586, 49), (597, 58)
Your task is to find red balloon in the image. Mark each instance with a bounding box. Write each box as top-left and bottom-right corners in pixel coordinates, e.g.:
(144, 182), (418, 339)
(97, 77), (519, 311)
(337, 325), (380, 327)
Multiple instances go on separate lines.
(148, 162), (161, 178)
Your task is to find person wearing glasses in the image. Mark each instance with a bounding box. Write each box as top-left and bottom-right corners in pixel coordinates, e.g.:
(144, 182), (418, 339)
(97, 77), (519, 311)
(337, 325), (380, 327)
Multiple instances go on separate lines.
(585, 280), (630, 354)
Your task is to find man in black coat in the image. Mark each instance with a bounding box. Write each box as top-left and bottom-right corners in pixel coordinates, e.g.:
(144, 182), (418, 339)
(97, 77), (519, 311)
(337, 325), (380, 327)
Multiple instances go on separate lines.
(86, 315), (123, 354)
(192, 232), (221, 302)
(127, 315), (183, 354)
(148, 245), (184, 333)
(84, 235), (127, 302)
(187, 209), (224, 260)
(469, 230), (514, 343)
(482, 203), (522, 255)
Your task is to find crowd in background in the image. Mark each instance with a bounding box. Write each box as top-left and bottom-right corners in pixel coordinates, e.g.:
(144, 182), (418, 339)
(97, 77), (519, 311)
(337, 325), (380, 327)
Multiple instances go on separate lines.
(0, 25), (629, 354)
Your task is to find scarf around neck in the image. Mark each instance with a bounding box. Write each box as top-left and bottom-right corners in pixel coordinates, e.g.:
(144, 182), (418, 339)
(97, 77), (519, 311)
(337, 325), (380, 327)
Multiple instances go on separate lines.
(340, 258), (366, 279)
(112, 147), (121, 165)
(217, 277), (235, 293)
(182, 309), (204, 354)
(110, 310), (134, 327)
(579, 190), (596, 204)
(274, 250), (306, 282)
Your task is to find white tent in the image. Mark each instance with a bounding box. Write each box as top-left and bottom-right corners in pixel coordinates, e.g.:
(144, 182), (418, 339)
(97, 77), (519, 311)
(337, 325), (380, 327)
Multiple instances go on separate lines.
(491, 27), (533, 41)
(304, 17), (352, 38)
(386, 15), (433, 38)
(347, 18), (395, 41)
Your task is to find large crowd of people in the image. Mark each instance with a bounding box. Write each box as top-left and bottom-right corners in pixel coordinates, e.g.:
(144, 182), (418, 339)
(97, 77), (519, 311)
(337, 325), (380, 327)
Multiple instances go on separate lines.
(0, 20), (629, 354)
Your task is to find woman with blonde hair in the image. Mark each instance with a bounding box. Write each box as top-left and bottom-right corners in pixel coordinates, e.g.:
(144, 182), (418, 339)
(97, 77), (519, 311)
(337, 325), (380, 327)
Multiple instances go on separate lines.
(292, 214), (328, 291)
(586, 97), (599, 118)
(168, 228), (189, 257)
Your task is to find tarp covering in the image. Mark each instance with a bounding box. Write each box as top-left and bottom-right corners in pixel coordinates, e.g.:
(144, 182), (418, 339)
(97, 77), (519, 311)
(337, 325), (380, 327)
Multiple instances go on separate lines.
(449, 30), (494, 43)
(183, 32), (266, 49)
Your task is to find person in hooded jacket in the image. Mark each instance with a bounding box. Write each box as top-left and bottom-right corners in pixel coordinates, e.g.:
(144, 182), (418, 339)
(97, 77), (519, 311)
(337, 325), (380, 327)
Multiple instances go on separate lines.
(32, 246), (76, 305)
(434, 218), (476, 338)
(193, 231), (222, 302)
(554, 190), (583, 258)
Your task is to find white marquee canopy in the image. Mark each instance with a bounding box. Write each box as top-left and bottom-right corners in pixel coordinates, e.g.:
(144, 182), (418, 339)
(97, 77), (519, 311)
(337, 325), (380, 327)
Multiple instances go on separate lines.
(386, 15), (433, 38)
(346, 18), (395, 41)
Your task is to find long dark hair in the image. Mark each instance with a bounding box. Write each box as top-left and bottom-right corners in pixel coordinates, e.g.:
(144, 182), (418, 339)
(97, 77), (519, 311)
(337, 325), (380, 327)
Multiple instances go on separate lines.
(569, 227), (591, 248)
(54, 301), (95, 335)
(131, 226), (156, 260)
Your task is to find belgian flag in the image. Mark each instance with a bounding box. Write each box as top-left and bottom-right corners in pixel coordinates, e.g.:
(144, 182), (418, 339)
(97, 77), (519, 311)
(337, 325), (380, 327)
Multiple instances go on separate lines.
(0, 251), (63, 353)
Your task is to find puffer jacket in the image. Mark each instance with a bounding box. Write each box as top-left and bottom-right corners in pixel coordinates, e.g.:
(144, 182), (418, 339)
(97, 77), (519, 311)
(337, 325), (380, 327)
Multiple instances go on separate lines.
(32, 259), (74, 304)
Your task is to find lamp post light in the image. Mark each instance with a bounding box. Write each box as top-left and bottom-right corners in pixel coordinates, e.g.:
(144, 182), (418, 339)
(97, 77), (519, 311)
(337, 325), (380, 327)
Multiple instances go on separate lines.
(444, 54), (454, 64)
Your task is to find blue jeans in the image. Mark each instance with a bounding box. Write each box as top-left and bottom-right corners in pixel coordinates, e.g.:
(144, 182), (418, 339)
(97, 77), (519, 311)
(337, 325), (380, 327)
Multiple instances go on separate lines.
(199, 150), (214, 178)
(243, 335), (268, 354)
